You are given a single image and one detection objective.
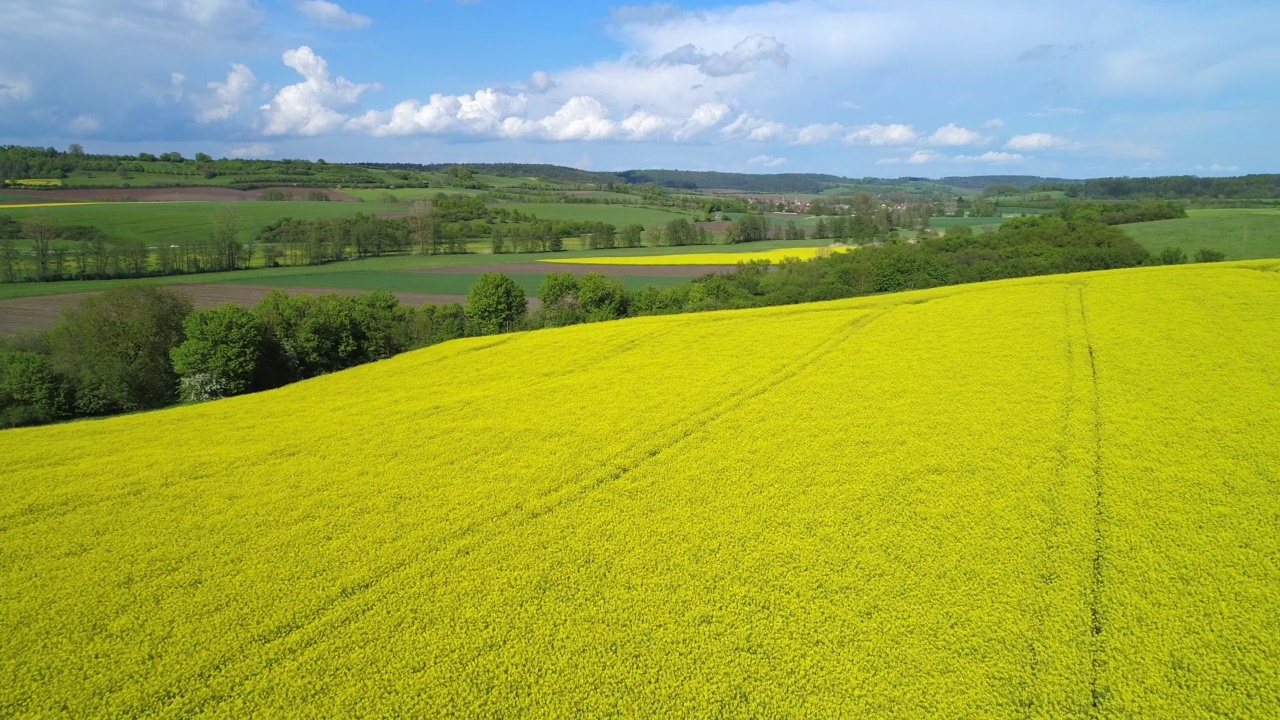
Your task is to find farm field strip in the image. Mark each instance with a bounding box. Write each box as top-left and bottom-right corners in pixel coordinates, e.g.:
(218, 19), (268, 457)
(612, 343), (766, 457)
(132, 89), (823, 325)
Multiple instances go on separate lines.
(489, 202), (700, 225)
(208, 270), (691, 296)
(1, 263), (1278, 716)
(1123, 208), (1280, 260)
(545, 247), (852, 265)
(0, 201), (405, 244)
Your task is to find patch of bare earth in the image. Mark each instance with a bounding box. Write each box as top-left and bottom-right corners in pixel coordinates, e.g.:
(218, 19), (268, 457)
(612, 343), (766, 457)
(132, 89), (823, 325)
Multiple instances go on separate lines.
(0, 284), (468, 335)
(410, 262), (731, 277)
(0, 187), (361, 204)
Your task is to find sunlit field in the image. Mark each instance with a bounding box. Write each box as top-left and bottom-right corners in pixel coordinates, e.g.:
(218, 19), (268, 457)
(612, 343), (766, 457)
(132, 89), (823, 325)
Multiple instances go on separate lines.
(2, 261), (1277, 716)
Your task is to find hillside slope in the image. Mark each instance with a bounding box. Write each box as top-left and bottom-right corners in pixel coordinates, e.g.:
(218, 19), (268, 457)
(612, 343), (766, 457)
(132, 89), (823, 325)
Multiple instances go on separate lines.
(2, 262), (1278, 717)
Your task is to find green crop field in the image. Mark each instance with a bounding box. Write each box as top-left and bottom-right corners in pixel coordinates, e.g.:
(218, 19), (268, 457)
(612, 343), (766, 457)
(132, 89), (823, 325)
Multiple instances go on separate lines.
(341, 187), (490, 202)
(0, 239), (801, 301)
(63, 171), (237, 188)
(208, 269), (688, 296)
(0, 200), (403, 244)
(1122, 209), (1280, 260)
(494, 202), (699, 225)
(2, 261), (1277, 716)
(930, 216), (1006, 229)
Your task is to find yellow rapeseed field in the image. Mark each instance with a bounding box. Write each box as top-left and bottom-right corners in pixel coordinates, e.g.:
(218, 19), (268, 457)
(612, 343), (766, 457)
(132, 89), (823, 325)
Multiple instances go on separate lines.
(1, 261), (1277, 717)
(546, 246), (852, 265)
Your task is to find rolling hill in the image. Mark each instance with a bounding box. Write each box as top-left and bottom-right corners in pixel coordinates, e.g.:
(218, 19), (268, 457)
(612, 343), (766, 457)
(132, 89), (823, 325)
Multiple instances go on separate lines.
(1, 261), (1277, 717)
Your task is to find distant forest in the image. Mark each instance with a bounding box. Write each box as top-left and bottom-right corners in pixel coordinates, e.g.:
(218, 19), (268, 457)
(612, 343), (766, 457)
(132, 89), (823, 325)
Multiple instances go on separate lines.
(371, 163), (615, 185)
(4, 145), (1279, 199)
(1055, 175), (1280, 200)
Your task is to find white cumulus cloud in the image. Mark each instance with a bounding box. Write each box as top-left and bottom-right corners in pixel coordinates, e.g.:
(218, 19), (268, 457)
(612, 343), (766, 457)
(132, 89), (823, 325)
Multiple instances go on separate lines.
(195, 63), (257, 123)
(721, 113), (787, 141)
(906, 149), (943, 164)
(927, 123), (984, 146)
(955, 151), (1025, 163)
(260, 46), (379, 136)
(794, 122), (843, 145)
(68, 114), (99, 134)
(295, 0), (373, 30)
(846, 124), (918, 146)
(748, 154), (787, 167)
(1006, 132), (1075, 151)
(536, 96), (620, 141)
(348, 89), (528, 137)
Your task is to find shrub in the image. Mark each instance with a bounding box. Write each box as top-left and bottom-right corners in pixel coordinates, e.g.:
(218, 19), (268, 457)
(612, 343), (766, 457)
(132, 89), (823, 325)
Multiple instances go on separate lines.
(1160, 246), (1188, 265)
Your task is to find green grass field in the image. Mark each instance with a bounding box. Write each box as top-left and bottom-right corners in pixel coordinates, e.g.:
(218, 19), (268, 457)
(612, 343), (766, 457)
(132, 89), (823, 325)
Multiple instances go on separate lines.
(0, 200), (404, 244)
(0, 240), (813, 301)
(1123, 209), (1280, 260)
(930, 216), (1005, 229)
(341, 187), (490, 202)
(495, 202), (699, 225)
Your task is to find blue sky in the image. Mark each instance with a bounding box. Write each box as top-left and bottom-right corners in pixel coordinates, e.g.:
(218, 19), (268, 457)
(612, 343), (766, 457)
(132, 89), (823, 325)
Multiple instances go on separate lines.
(1, 0), (1276, 178)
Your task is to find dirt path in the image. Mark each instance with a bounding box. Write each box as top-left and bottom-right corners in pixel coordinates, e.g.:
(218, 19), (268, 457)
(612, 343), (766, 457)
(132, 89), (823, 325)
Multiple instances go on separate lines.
(410, 262), (731, 277)
(0, 284), (468, 336)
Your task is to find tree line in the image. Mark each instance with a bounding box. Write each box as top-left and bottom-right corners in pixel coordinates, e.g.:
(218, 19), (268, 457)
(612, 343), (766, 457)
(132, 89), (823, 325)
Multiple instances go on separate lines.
(1057, 201), (1187, 225)
(0, 145), (380, 187)
(1045, 175), (1280, 201)
(0, 287), (474, 427)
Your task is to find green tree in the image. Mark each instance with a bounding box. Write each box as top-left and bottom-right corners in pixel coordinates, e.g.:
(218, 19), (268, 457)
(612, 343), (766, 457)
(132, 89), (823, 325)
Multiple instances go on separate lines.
(576, 273), (627, 322)
(539, 272), (579, 307)
(0, 236), (19, 282)
(22, 212), (58, 279)
(538, 272), (582, 327)
(465, 273), (527, 335)
(350, 290), (412, 362)
(410, 303), (467, 347)
(619, 224), (644, 248)
(410, 201), (442, 255)
(49, 285), (192, 414)
(0, 350), (72, 425)
(211, 205), (242, 270)
(1194, 248), (1226, 263)
(171, 304), (267, 402)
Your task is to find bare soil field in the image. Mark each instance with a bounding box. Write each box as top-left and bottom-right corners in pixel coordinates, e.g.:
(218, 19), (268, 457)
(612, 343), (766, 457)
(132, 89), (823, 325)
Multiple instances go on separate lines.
(410, 262), (728, 277)
(0, 187), (361, 205)
(0, 284), (465, 335)
(695, 221), (731, 234)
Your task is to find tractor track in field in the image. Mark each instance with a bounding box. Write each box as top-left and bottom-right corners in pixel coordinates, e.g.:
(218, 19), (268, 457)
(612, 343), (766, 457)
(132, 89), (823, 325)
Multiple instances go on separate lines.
(1077, 284), (1109, 716)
